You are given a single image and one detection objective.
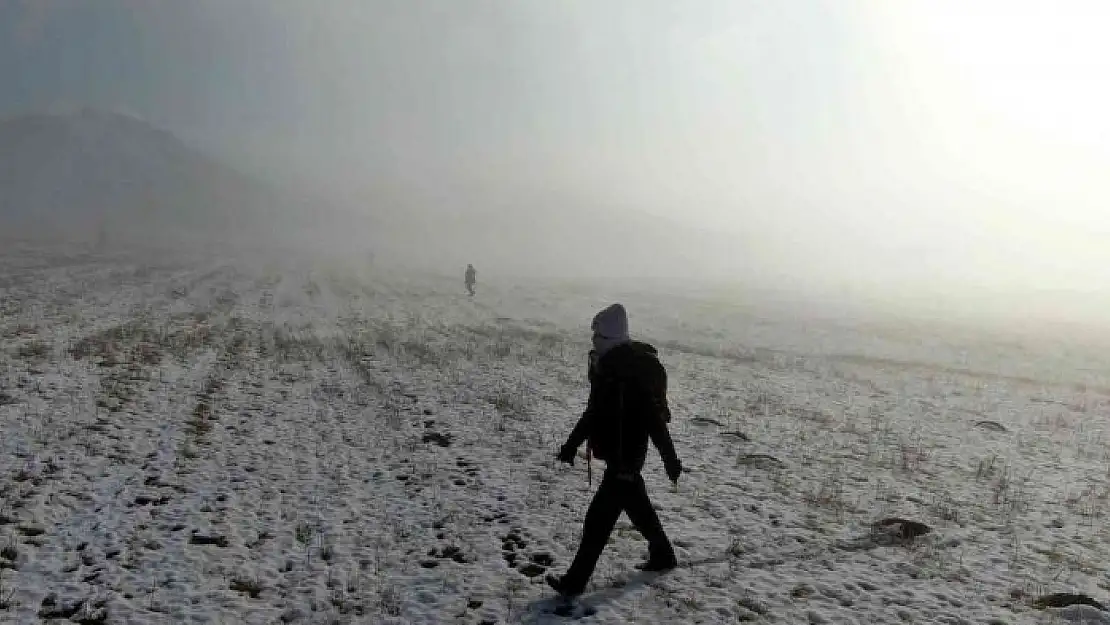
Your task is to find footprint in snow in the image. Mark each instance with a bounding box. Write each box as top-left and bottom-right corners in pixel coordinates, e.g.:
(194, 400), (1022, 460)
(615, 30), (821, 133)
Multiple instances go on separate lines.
(503, 527), (556, 578)
(427, 544), (470, 564)
(422, 431), (452, 447)
(188, 531), (229, 547)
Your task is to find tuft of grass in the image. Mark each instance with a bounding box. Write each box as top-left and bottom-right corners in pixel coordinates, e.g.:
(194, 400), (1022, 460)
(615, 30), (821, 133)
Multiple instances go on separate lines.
(295, 521), (315, 565)
(1, 539), (17, 562)
(0, 570), (16, 610)
(17, 340), (50, 361)
(504, 576), (526, 622)
(378, 584), (402, 617)
(898, 433), (928, 473)
(975, 454), (1000, 480)
(488, 377), (532, 420)
(803, 470), (848, 521)
(930, 494), (961, 526)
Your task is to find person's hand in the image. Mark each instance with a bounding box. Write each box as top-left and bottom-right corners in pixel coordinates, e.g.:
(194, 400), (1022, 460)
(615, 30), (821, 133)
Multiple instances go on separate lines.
(556, 445), (576, 465)
(665, 459), (682, 484)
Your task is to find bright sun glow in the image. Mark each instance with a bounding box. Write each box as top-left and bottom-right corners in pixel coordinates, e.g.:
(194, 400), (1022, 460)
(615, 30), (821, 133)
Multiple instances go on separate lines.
(858, 0), (1110, 290)
(881, 1), (1110, 207)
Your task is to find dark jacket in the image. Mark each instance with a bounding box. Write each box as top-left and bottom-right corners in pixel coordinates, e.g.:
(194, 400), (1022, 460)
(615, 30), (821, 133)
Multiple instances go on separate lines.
(562, 341), (680, 477)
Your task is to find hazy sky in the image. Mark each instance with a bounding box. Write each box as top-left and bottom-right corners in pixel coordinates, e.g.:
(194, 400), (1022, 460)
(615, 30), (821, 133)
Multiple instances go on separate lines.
(3, 0), (1110, 295)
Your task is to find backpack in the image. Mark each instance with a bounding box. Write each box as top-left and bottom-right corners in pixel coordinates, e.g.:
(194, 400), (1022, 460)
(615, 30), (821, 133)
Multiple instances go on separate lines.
(585, 344), (669, 463)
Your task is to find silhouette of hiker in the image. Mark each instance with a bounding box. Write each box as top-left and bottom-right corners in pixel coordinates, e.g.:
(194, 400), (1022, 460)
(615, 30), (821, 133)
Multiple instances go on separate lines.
(464, 264), (476, 296)
(548, 303), (682, 597)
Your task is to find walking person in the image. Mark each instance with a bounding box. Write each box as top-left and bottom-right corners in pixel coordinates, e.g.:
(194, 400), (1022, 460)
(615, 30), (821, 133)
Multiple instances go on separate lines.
(464, 263), (477, 296)
(548, 303), (682, 597)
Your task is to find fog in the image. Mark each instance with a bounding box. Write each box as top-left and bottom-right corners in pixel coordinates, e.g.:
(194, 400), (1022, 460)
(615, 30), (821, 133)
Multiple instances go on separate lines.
(4, 0), (1110, 325)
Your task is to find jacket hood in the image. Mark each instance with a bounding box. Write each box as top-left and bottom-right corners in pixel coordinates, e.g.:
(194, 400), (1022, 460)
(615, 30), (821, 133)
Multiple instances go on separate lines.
(591, 303), (630, 356)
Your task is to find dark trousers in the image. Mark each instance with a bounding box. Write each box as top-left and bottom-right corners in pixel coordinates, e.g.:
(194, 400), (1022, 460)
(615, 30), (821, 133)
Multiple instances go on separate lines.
(563, 470), (675, 591)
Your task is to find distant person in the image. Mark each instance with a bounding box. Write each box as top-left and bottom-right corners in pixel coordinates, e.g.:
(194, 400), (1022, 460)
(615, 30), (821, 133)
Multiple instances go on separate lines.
(464, 264), (477, 296)
(548, 303), (682, 598)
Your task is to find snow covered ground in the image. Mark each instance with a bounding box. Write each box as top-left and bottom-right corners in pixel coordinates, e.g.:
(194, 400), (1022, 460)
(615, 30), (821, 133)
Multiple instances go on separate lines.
(3, 243), (1110, 624)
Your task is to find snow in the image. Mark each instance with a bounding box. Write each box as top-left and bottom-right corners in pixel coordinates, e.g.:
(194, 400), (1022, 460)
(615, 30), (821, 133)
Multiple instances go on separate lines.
(2, 243), (1110, 624)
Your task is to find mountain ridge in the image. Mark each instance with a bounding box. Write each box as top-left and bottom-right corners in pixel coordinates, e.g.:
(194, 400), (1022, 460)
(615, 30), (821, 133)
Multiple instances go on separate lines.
(0, 108), (300, 241)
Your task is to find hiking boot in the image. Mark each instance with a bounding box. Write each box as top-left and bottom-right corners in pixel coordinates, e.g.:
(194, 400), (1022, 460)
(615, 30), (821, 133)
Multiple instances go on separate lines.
(634, 556), (677, 572)
(546, 574), (584, 597)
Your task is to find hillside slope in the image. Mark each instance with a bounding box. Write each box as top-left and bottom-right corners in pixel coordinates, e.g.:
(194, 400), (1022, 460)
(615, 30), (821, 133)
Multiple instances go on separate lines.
(0, 108), (292, 239)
